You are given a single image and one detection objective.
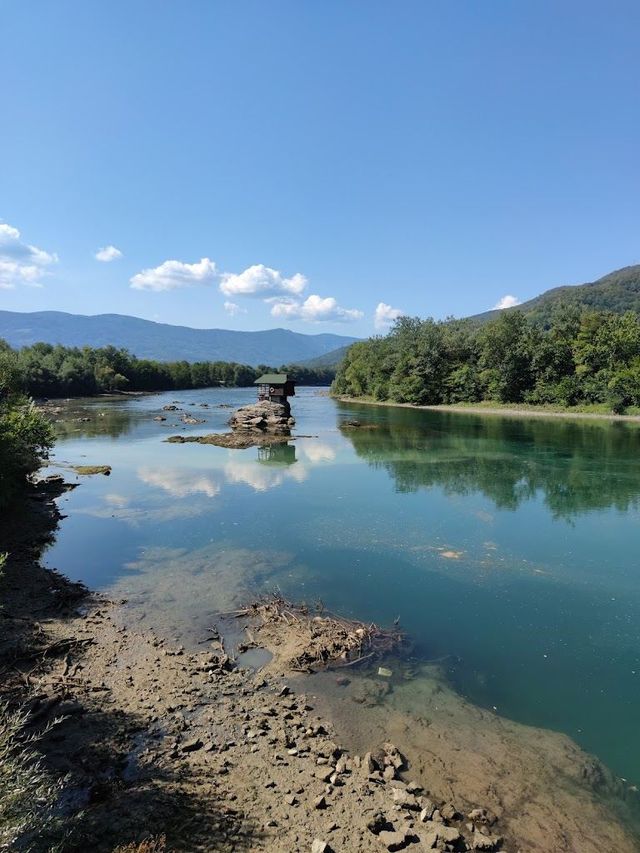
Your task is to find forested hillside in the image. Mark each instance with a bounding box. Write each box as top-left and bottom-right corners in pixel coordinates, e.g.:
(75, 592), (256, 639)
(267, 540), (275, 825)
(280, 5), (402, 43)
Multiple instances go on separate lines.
(333, 306), (640, 413)
(0, 340), (334, 398)
(470, 265), (640, 326)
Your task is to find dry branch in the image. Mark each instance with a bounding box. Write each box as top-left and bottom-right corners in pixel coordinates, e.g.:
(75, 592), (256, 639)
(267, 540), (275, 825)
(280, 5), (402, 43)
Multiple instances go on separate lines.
(239, 595), (404, 673)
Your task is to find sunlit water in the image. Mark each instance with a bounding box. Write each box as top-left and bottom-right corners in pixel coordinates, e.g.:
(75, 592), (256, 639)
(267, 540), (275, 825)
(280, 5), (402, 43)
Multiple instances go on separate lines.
(44, 387), (640, 788)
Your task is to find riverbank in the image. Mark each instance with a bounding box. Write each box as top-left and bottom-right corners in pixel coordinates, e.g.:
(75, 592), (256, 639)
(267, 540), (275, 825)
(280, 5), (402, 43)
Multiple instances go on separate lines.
(0, 482), (504, 852)
(335, 396), (640, 422)
(1, 481), (638, 852)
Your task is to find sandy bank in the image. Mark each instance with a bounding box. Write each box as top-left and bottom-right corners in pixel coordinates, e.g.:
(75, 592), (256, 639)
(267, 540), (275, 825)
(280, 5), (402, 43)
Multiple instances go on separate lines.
(335, 396), (640, 423)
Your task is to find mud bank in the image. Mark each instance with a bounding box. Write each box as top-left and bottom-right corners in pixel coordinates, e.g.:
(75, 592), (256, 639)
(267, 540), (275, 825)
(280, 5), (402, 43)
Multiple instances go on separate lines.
(1, 485), (637, 852)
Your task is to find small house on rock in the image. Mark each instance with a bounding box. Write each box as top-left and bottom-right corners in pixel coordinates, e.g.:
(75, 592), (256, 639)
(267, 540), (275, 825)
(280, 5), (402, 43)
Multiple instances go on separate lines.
(254, 373), (296, 404)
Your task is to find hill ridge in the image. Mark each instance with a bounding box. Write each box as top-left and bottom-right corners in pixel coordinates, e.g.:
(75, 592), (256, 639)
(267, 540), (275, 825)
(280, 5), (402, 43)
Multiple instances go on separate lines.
(0, 310), (360, 366)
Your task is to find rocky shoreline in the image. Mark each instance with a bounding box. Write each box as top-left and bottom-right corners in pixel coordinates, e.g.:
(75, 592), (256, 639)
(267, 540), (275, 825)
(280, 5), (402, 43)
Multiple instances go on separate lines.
(1, 479), (638, 852)
(0, 479), (504, 852)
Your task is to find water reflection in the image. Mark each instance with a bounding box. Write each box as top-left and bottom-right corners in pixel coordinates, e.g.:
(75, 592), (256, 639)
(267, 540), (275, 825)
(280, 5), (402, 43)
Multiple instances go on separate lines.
(137, 467), (221, 498)
(135, 441), (338, 498)
(339, 407), (640, 519)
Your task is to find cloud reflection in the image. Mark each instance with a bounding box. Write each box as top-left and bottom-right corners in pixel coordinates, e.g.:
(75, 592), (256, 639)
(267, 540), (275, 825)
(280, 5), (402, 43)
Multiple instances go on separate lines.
(223, 459), (308, 492)
(137, 466), (221, 498)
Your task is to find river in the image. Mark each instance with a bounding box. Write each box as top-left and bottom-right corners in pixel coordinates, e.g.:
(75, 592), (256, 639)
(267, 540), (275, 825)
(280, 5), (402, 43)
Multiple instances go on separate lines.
(42, 386), (640, 830)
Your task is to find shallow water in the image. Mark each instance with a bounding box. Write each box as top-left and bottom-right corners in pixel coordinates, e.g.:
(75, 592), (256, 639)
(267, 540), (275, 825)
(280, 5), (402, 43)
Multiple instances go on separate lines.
(44, 387), (640, 789)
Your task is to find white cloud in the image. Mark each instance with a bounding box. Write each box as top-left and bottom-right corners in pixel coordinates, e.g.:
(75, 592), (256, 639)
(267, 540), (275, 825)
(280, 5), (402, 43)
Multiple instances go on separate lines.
(493, 294), (521, 310)
(130, 257), (217, 291)
(220, 263), (307, 298)
(270, 294), (363, 323)
(95, 245), (123, 262)
(224, 300), (247, 316)
(374, 301), (404, 330)
(0, 222), (57, 288)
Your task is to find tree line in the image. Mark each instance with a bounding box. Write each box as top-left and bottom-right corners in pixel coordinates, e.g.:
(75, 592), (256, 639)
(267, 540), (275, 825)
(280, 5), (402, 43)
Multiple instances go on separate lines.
(0, 340), (335, 398)
(332, 307), (640, 413)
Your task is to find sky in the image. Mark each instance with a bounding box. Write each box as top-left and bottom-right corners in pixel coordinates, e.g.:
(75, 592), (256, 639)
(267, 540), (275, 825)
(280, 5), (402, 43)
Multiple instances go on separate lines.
(1, 1), (639, 336)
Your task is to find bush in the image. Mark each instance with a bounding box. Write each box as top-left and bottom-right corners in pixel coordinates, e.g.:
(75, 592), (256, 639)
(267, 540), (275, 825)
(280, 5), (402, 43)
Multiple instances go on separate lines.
(0, 396), (54, 508)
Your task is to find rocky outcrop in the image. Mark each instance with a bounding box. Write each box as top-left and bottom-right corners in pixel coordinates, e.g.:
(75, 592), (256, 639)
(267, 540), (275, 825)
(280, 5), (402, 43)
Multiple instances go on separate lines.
(229, 399), (295, 434)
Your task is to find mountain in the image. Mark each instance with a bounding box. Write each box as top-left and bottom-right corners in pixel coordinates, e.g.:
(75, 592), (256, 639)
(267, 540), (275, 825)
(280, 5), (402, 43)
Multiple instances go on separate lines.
(0, 311), (360, 366)
(468, 265), (640, 326)
(300, 345), (353, 370)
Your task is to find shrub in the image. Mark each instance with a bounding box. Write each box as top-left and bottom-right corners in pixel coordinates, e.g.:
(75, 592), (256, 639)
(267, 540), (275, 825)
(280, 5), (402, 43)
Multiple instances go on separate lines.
(0, 396), (54, 508)
(0, 704), (64, 851)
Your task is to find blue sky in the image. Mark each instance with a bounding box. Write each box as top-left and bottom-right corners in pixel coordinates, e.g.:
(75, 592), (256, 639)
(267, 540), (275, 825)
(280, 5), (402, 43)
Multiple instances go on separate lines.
(1, 1), (638, 335)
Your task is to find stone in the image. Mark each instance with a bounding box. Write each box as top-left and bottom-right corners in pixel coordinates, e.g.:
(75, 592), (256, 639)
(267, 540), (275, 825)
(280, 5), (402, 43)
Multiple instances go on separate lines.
(378, 830), (408, 851)
(364, 751), (378, 773)
(391, 788), (420, 810)
(418, 800), (436, 822)
(467, 808), (497, 826)
(316, 768), (334, 783)
(440, 802), (460, 821)
(335, 755), (348, 774)
(180, 737), (203, 752)
(311, 840), (331, 853)
(471, 833), (503, 851)
(420, 825), (461, 848)
(314, 795), (328, 810)
(366, 812), (388, 835)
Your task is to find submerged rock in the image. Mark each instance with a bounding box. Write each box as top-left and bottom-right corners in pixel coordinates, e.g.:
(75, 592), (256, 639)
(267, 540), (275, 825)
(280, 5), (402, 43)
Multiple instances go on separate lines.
(72, 465), (112, 476)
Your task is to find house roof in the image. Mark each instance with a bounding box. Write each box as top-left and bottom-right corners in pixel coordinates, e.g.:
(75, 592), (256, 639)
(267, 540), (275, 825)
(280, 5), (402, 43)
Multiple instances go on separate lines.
(254, 373), (291, 385)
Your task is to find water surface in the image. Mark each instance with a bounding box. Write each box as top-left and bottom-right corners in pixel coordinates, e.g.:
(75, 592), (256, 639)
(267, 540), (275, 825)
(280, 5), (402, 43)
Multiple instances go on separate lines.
(44, 388), (640, 786)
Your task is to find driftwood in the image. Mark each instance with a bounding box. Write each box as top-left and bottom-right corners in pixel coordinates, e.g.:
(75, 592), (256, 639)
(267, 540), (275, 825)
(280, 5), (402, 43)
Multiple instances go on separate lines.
(230, 596), (404, 673)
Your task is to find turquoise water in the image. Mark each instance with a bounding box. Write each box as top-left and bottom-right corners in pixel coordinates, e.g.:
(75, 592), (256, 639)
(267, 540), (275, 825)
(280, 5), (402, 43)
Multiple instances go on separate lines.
(44, 388), (640, 784)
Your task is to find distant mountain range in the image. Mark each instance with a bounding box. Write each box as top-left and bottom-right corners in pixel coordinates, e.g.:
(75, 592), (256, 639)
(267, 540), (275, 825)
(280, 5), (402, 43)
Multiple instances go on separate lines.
(468, 264), (640, 325)
(0, 311), (360, 366)
(3, 266), (638, 369)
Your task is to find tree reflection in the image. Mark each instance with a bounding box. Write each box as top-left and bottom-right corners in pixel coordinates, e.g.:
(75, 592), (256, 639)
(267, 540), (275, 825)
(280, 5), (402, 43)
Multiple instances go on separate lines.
(339, 408), (640, 519)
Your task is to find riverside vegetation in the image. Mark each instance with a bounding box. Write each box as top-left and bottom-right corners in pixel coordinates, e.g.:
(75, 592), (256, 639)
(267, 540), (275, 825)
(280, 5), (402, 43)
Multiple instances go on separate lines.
(0, 339), (334, 398)
(333, 307), (640, 414)
(0, 347), (53, 508)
